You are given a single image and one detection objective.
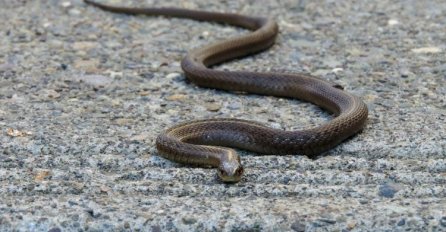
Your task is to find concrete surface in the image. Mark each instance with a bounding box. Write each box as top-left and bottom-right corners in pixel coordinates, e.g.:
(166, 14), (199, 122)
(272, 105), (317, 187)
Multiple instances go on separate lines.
(0, 0), (445, 231)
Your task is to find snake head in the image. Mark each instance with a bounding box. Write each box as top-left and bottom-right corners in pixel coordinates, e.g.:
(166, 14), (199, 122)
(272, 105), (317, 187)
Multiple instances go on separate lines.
(217, 151), (244, 183)
(218, 164), (244, 183)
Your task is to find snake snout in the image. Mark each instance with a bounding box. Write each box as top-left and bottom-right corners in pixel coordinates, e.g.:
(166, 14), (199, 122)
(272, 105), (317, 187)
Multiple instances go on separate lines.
(217, 164), (244, 183)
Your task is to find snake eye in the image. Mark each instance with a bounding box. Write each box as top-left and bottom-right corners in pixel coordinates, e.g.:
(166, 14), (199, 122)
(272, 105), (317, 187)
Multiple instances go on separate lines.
(218, 169), (227, 177)
(235, 167), (244, 176)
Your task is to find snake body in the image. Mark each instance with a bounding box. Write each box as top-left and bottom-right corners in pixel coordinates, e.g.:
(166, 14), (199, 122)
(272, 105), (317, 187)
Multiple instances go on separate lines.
(85, 0), (368, 183)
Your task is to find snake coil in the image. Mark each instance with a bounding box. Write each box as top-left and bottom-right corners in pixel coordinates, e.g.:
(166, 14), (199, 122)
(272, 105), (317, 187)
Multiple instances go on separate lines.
(84, 0), (368, 183)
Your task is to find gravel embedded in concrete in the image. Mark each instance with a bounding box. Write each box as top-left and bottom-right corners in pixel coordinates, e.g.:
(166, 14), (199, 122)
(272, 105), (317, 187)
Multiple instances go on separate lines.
(0, 0), (445, 231)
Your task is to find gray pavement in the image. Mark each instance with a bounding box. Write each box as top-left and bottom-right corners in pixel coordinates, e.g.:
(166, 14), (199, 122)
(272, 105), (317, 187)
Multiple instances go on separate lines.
(0, 0), (445, 231)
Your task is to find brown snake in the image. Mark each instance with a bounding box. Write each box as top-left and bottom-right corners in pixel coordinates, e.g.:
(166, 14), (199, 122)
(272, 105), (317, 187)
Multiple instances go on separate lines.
(85, 0), (368, 183)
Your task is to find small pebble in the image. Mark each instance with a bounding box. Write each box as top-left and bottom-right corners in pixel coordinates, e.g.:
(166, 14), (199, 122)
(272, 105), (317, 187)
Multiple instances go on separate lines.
(387, 19), (399, 26)
(73, 74), (112, 87)
(227, 102), (241, 110)
(397, 218), (406, 226)
(34, 170), (51, 181)
(378, 183), (399, 198)
(166, 94), (188, 101)
(61, 1), (71, 7)
(182, 216), (197, 225)
(290, 221), (306, 232)
(166, 72), (181, 80)
(411, 47), (442, 54)
(204, 103), (221, 112)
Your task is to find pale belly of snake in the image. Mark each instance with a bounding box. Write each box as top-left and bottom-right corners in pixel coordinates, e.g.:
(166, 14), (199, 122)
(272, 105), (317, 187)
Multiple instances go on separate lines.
(84, 0), (368, 183)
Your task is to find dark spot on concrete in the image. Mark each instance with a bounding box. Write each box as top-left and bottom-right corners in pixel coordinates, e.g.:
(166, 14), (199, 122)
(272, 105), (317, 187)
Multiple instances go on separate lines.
(318, 218), (336, 224)
(397, 218), (405, 226)
(182, 216), (197, 224)
(440, 217), (446, 227)
(151, 225), (162, 232)
(291, 221), (306, 232)
(378, 183), (398, 198)
(48, 227), (61, 232)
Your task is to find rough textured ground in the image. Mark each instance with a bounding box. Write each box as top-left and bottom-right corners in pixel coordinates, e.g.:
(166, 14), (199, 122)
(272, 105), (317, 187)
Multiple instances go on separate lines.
(1, 0), (445, 231)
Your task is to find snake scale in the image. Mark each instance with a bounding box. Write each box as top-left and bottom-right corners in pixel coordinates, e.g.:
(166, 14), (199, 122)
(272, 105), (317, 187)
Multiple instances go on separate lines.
(84, 0), (368, 183)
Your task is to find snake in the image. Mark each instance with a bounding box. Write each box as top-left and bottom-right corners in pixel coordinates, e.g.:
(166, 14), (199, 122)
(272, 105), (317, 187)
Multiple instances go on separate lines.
(84, 0), (368, 183)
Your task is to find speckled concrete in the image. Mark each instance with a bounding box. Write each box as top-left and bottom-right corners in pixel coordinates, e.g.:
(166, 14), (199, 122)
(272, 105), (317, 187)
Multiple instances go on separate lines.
(0, 0), (445, 231)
